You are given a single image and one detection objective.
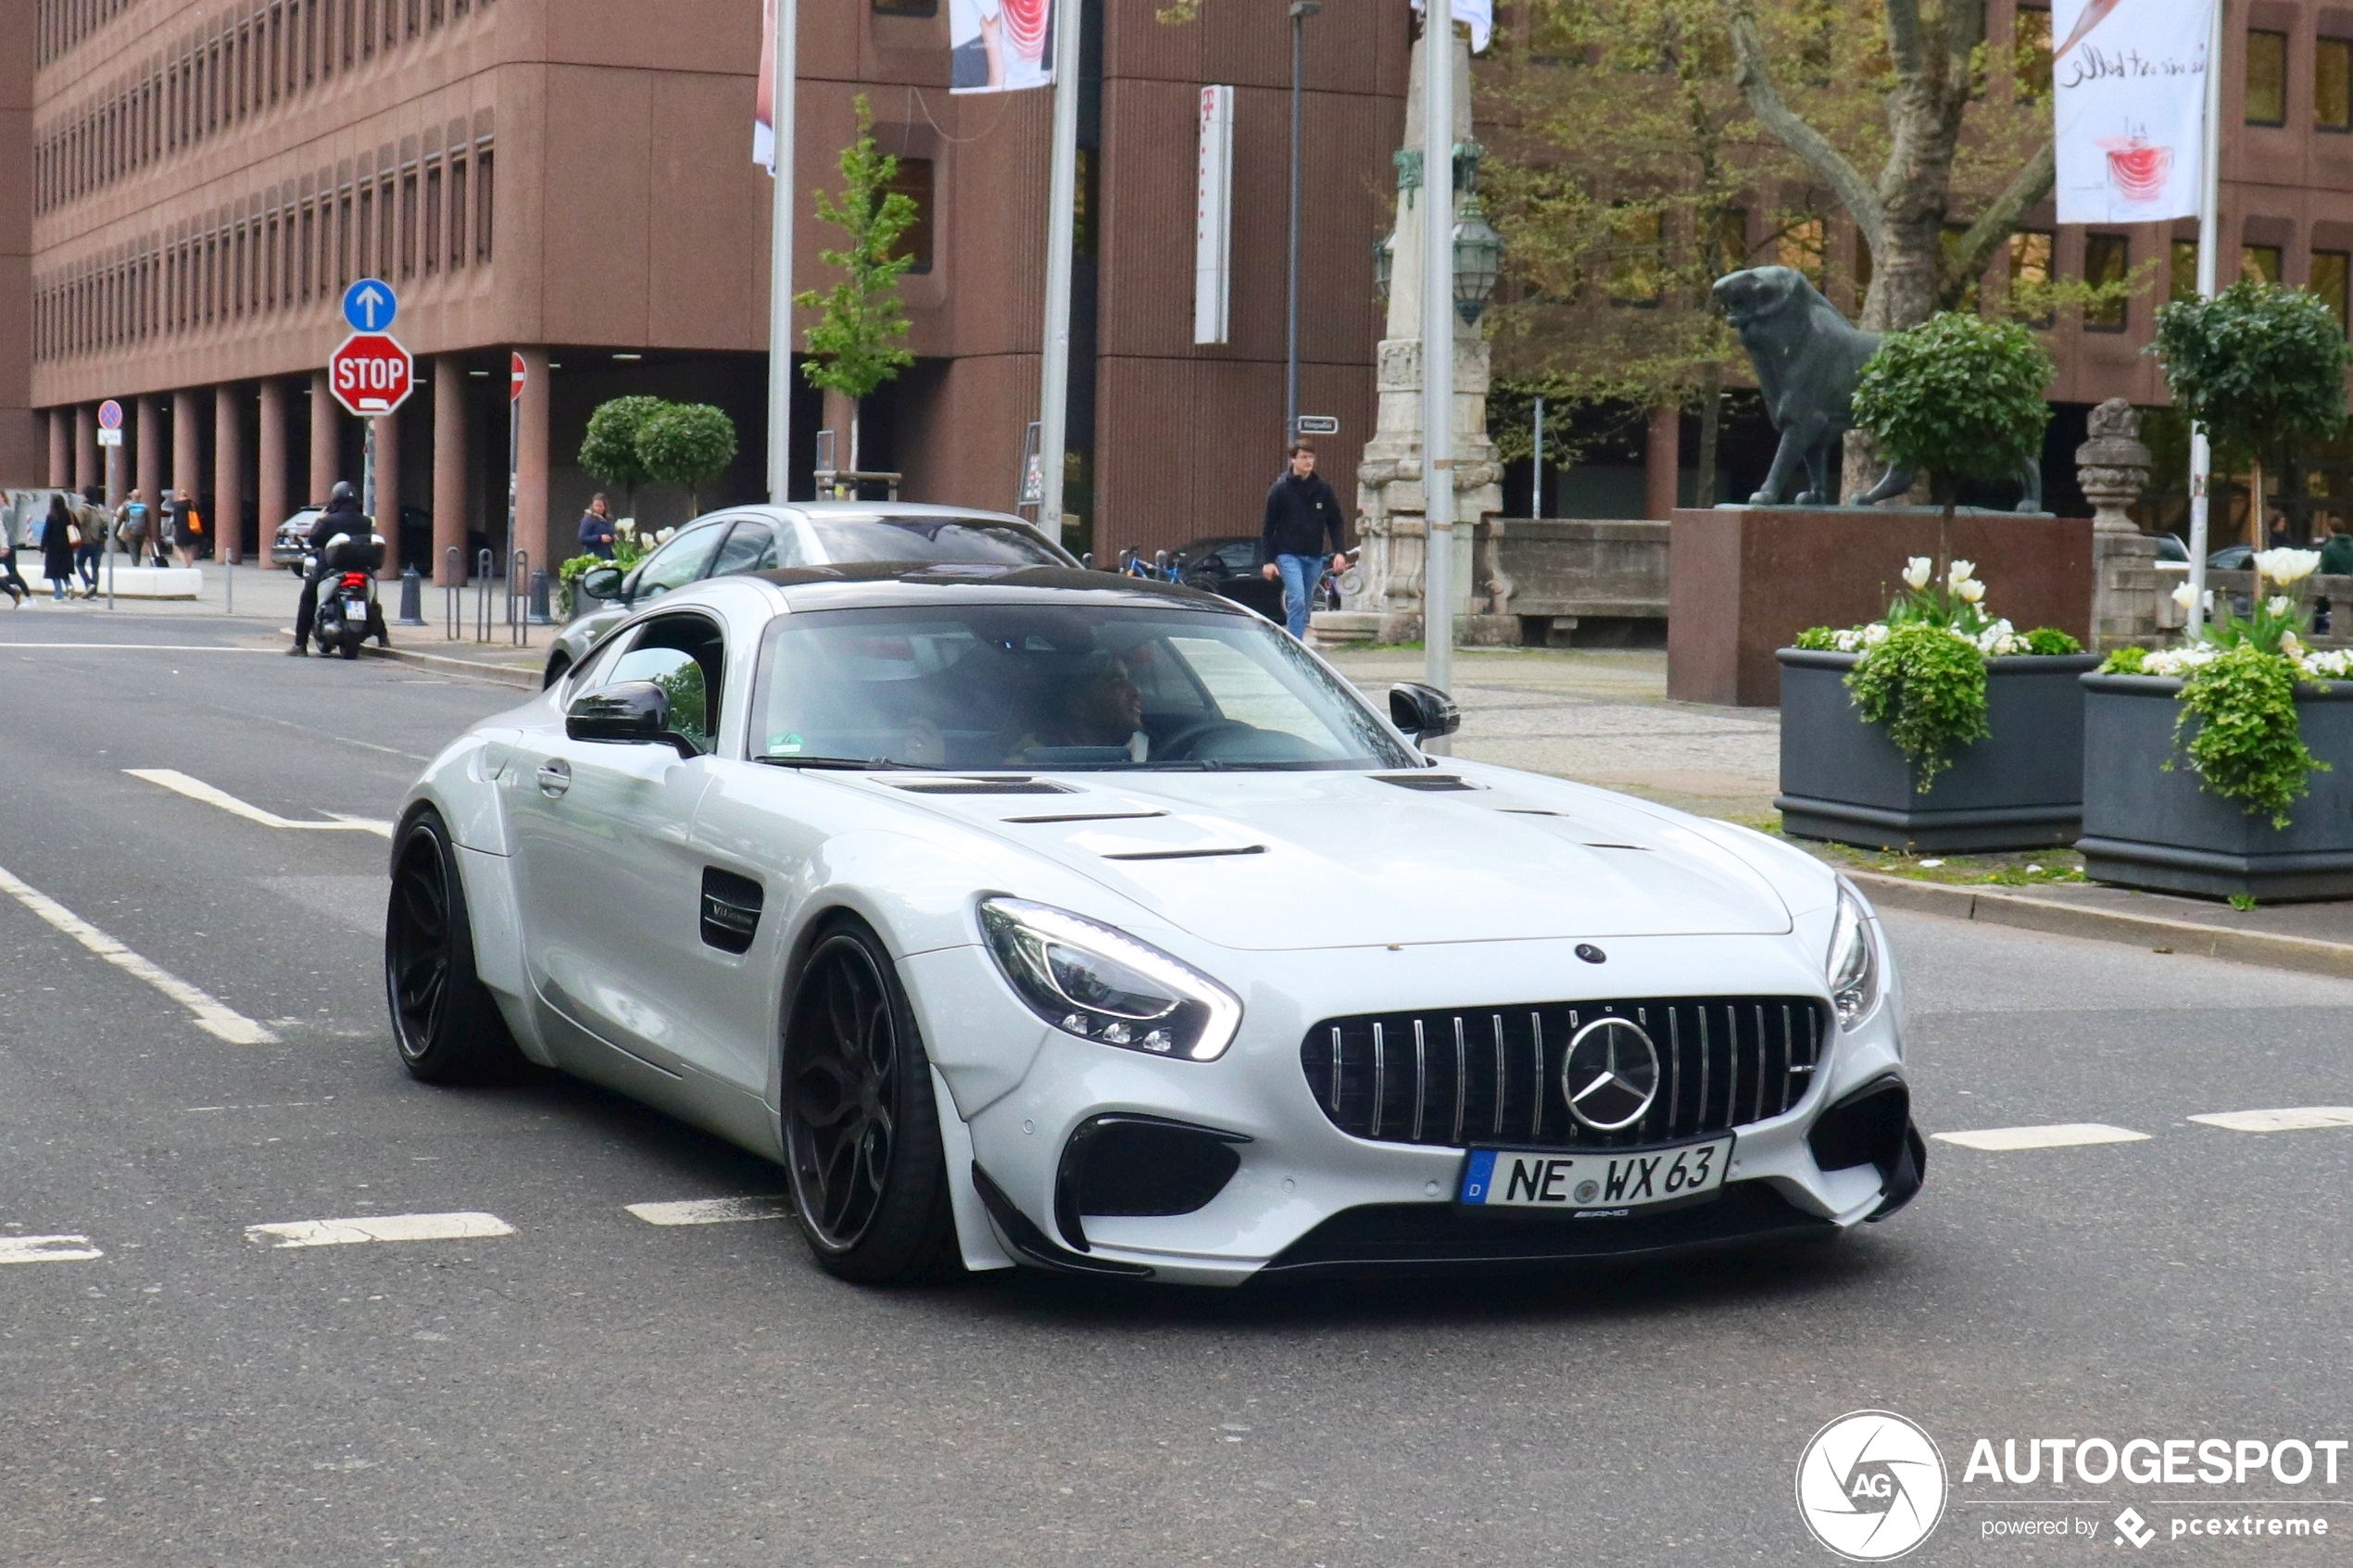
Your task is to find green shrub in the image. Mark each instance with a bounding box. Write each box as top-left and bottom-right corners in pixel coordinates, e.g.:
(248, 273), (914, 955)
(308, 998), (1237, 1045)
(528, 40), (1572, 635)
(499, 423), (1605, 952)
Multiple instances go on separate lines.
(1845, 623), (1992, 790)
(2023, 626), (2082, 656)
(1794, 625), (1841, 651)
(2099, 645), (2149, 675)
(2173, 643), (2326, 829)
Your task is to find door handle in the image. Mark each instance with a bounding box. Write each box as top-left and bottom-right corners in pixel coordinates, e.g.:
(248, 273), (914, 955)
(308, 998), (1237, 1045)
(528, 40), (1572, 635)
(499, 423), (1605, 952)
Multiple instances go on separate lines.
(535, 759), (573, 797)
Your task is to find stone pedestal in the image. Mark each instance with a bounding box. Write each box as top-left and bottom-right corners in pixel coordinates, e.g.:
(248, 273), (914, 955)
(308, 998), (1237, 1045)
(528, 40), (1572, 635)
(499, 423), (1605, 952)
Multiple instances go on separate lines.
(2076, 397), (2165, 651)
(1667, 507), (2095, 708)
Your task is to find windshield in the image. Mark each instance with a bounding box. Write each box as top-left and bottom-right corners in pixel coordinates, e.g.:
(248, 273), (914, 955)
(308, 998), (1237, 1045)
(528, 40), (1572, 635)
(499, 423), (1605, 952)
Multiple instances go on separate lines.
(750, 604), (1417, 771)
(807, 515), (1067, 567)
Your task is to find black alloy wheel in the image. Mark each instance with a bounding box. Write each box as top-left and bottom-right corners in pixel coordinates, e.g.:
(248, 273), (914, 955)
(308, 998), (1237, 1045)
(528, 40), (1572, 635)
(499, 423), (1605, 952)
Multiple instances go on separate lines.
(782, 919), (956, 1284)
(384, 808), (530, 1085)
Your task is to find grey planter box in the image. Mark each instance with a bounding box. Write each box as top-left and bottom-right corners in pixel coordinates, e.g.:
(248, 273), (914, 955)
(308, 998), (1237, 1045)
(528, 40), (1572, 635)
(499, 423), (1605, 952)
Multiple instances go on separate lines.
(1776, 648), (2100, 853)
(2077, 673), (2353, 902)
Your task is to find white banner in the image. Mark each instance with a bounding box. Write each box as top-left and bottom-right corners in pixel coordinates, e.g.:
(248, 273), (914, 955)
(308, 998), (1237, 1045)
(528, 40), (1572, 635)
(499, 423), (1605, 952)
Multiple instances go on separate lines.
(1409, 0), (1491, 54)
(2053, 0), (2213, 224)
(950, 0), (1056, 94)
(755, 0), (777, 170)
(1194, 86), (1235, 346)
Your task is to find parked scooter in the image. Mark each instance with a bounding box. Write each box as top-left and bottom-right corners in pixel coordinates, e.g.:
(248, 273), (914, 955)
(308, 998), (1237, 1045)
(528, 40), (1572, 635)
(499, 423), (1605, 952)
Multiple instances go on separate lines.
(306, 532), (390, 659)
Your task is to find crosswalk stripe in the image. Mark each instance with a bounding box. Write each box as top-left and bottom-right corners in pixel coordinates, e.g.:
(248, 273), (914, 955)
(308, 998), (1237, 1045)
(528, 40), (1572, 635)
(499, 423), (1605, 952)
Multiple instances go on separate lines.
(2188, 1107), (2353, 1134)
(1931, 1123), (2151, 1151)
(124, 769), (393, 836)
(0, 862), (277, 1044)
(0, 1234), (105, 1264)
(245, 1211), (515, 1248)
(625, 1197), (791, 1226)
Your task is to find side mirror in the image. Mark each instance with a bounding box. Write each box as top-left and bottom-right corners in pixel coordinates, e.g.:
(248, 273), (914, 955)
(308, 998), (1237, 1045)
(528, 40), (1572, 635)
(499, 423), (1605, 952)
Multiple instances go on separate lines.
(578, 565), (625, 603)
(566, 680), (698, 757)
(1390, 682), (1460, 743)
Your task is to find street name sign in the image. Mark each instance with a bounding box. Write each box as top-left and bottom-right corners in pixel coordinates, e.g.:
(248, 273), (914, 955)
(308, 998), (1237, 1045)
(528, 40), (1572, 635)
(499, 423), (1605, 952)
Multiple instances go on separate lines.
(329, 332), (415, 417)
(1296, 414), (1340, 436)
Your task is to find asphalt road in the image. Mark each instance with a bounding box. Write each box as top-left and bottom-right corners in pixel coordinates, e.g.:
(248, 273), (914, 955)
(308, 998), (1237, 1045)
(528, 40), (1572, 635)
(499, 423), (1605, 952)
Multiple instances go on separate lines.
(5, 613), (2352, 1567)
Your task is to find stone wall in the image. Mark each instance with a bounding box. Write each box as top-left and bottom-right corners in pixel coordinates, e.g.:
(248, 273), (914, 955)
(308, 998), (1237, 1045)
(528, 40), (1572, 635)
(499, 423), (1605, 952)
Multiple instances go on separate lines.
(1314, 516), (1668, 648)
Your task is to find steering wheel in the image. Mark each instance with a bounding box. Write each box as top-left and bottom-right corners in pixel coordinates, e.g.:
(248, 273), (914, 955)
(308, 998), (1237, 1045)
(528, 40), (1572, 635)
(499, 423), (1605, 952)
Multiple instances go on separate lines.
(1151, 717), (1255, 760)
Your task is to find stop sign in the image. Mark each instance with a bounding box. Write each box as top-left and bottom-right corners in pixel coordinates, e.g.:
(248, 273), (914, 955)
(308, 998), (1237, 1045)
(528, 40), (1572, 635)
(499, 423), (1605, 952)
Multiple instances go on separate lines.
(328, 332), (414, 417)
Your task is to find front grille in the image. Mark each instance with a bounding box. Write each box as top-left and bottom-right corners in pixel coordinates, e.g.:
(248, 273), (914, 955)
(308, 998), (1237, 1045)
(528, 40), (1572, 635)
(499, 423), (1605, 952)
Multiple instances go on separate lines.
(1300, 996), (1826, 1151)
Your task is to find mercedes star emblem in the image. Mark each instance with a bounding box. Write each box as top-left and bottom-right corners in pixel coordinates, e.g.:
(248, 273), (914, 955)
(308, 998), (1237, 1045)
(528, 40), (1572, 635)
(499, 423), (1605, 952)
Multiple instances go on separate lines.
(1561, 1016), (1661, 1132)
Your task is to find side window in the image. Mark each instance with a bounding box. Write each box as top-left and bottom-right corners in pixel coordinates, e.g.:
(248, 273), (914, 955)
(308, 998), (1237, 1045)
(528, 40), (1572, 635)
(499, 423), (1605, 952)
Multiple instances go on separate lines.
(607, 614), (727, 754)
(629, 523), (726, 602)
(710, 521), (801, 576)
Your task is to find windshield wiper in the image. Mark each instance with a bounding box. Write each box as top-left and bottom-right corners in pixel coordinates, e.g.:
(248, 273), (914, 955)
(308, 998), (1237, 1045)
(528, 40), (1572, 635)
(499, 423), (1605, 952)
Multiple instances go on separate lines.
(752, 756), (949, 771)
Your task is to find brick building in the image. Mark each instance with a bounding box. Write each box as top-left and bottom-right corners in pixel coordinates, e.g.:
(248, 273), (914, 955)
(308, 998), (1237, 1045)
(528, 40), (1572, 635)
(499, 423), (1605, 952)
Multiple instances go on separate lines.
(5, 0), (1409, 573)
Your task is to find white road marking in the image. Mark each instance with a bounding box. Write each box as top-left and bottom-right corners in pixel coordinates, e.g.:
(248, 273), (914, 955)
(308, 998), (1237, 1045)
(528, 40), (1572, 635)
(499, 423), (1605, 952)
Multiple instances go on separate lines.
(0, 863), (277, 1045)
(0, 643), (276, 653)
(124, 769), (393, 836)
(1932, 1123), (2152, 1151)
(2189, 1106), (2353, 1134)
(625, 1196), (792, 1226)
(245, 1211), (515, 1248)
(0, 1235), (105, 1264)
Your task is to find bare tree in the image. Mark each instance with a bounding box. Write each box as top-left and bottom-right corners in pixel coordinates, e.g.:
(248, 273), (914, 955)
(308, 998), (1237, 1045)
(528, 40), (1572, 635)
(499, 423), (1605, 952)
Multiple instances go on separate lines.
(1723, 0), (2053, 332)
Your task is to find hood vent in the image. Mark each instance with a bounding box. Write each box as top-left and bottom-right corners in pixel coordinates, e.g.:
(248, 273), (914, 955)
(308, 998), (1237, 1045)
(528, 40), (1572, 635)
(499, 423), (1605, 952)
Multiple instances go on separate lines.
(1374, 773), (1480, 792)
(888, 777), (1076, 796)
(1002, 809), (1170, 824)
(1101, 844), (1266, 861)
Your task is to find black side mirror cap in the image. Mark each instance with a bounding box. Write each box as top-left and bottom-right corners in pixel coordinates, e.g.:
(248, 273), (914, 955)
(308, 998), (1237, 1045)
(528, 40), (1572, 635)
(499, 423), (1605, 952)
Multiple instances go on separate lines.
(578, 565), (625, 602)
(1390, 681), (1461, 742)
(566, 680), (698, 757)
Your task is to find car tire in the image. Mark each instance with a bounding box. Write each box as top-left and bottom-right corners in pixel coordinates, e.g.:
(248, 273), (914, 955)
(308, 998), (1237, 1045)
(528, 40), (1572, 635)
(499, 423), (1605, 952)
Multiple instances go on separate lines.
(781, 915), (958, 1286)
(384, 807), (533, 1085)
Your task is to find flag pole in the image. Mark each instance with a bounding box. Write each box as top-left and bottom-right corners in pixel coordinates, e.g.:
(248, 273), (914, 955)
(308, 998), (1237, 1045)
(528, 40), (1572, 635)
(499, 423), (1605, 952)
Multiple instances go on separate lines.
(1420, 14), (1456, 715)
(765, 0), (799, 505)
(2183, 0), (2224, 636)
(1036, 0), (1085, 546)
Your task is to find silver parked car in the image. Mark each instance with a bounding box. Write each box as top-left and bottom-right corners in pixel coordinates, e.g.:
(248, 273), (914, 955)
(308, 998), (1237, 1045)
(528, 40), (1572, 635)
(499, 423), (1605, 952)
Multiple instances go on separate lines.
(544, 501), (1077, 687)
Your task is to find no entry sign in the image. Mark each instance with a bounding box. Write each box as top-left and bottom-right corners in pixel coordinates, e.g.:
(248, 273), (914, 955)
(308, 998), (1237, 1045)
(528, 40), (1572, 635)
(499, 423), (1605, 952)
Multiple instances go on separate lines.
(510, 351), (527, 402)
(329, 332), (414, 417)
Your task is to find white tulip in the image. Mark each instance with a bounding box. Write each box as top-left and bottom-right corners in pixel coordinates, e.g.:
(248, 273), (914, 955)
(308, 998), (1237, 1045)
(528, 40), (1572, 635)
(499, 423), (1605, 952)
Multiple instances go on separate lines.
(1955, 577), (1985, 603)
(615, 518), (637, 536)
(1947, 558), (1977, 587)
(1862, 622), (1891, 646)
(2171, 582), (2196, 609)
(2268, 595), (2296, 617)
(1901, 557), (1932, 590)
(2281, 631), (2306, 659)
(654, 527), (676, 544)
(2255, 546), (2322, 585)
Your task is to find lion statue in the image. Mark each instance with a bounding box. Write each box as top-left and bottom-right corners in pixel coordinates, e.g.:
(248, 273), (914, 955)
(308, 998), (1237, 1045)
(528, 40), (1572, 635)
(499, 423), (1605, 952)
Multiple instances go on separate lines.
(1713, 265), (2042, 511)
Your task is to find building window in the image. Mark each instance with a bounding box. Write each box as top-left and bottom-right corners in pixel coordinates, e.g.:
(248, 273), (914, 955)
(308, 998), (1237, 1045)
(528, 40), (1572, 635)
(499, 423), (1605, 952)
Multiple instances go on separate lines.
(423, 159), (441, 273)
(886, 157), (934, 272)
(475, 146), (494, 262)
(2311, 251), (2351, 332)
(1709, 207), (1750, 278)
(357, 183), (372, 279)
(2008, 229), (2054, 326)
(2320, 38), (2352, 131)
(2246, 29), (2288, 126)
(447, 155), (467, 269)
(2083, 232), (2130, 330)
(378, 175), (396, 276)
(400, 169), (418, 277)
(1607, 208), (1667, 305)
(2171, 237), (2199, 301)
(1774, 218), (1824, 284)
(2243, 244), (2283, 283)
(872, 0), (935, 13)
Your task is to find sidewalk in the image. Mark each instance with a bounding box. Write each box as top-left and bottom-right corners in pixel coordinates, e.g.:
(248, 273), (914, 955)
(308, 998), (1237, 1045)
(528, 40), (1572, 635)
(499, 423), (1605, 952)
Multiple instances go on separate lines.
(1322, 645), (2353, 979)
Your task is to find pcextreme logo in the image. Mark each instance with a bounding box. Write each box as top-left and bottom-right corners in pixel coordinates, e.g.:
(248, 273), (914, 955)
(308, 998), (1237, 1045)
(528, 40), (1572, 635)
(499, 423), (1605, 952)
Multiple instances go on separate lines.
(1795, 1410), (1950, 1562)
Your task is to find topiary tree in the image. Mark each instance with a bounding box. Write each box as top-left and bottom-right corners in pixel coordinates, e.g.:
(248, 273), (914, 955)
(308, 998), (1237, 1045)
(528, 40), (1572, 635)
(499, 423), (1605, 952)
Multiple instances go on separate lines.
(578, 395), (666, 512)
(1851, 310), (2054, 569)
(796, 94), (918, 468)
(635, 402), (738, 516)
(2153, 279), (2351, 551)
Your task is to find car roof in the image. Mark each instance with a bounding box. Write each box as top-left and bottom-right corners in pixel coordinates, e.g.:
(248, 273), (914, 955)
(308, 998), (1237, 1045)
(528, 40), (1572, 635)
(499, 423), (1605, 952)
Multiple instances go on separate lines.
(697, 501), (1051, 531)
(740, 561), (1252, 614)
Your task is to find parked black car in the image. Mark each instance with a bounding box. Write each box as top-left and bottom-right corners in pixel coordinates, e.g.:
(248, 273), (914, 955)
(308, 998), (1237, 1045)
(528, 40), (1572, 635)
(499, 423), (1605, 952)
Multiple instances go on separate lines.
(1172, 535), (1285, 620)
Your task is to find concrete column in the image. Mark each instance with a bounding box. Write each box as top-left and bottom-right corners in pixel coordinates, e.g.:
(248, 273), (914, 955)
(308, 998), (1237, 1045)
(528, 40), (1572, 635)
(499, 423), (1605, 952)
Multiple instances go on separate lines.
(1644, 405), (1680, 521)
(172, 389), (204, 558)
(372, 411), (402, 581)
(134, 395), (163, 527)
(71, 407), (94, 492)
(258, 379), (290, 561)
(432, 355), (468, 584)
(48, 411), (70, 488)
(514, 346), (550, 588)
(214, 384), (245, 566)
(308, 370), (338, 504)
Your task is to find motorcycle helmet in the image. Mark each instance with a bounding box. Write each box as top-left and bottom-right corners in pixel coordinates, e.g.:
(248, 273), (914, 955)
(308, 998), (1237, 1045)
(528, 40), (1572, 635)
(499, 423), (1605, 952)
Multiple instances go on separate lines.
(329, 480), (357, 505)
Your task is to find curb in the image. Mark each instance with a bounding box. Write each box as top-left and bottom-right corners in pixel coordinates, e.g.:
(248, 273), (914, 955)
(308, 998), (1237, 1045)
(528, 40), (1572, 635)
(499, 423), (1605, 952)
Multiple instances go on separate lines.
(361, 642), (540, 690)
(1847, 869), (2353, 981)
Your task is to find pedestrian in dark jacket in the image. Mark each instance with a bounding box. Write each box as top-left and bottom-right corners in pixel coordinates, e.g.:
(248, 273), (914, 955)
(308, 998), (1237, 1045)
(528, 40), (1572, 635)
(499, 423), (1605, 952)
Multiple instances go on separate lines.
(0, 507), (30, 606)
(41, 494), (80, 600)
(1258, 442), (1347, 639)
(578, 494), (618, 558)
(74, 486), (107, 594)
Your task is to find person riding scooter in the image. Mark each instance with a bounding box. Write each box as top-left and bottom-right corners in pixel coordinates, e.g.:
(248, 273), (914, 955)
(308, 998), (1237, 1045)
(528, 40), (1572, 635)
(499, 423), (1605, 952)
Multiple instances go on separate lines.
(290, 482), (373, 656)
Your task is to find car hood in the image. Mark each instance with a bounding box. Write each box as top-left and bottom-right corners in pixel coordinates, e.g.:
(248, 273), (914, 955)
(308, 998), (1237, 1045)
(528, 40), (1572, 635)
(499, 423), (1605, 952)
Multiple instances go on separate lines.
(858, 768), (1793, 950)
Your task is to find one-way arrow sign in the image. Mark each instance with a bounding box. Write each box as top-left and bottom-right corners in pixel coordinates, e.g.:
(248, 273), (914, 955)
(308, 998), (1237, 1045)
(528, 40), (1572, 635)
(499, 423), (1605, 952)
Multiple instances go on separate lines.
(341, 277), (398, 333)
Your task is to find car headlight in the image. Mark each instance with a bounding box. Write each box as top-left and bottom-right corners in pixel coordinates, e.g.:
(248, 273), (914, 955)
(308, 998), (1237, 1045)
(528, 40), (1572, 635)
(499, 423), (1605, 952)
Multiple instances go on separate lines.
(978, 897), (1243, 1061)
(1825, 878), (1880, 1030)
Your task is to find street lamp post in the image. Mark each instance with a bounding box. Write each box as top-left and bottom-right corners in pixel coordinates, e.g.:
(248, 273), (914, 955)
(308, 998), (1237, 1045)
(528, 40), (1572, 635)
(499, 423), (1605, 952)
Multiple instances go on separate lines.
(1421, 15), (1456, 713)
(1285, 1), (1320, 452)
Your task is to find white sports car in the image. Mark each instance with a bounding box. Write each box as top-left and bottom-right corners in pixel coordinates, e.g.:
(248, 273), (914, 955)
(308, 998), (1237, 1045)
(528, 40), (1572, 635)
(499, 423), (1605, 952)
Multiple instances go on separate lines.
(385, 565), (1923, 1286)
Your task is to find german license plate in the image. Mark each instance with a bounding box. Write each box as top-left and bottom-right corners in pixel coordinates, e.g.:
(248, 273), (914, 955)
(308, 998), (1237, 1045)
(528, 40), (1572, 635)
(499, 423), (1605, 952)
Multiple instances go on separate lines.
(1458, 1136), (1732, 1212)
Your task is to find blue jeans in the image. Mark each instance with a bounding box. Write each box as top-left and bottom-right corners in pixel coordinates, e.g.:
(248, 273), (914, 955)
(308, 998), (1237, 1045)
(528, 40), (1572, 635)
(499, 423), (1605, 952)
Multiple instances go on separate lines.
(1276, 553), (1318, 639)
